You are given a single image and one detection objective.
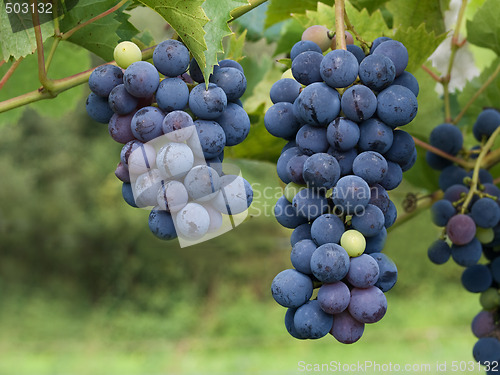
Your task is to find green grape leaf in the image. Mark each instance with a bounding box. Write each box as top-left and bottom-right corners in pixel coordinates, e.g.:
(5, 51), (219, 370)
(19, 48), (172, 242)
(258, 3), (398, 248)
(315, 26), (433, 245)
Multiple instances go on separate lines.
(264, 0), (334, 28)
(224, 29), (247, 61)
(233, 2), (285, 42)
(136, 0), (209, 78)
(386, 0), (448, 35)
(348, 0), (389, 14)
(274, 18), (303, 56)
(0, 4), (53, 60)
(201, 0), (248, 80)
(0, 40), (91, 126)
(393, 24), (447, 73)
(60, 0), (140, 61)
(457, 58), (500, 128)
(466, 0), (500, 56)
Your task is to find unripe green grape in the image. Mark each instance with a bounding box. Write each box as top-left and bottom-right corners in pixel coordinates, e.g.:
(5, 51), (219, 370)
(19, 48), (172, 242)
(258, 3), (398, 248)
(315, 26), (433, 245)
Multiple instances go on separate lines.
(476, 227), (495, 244)
(331, 31), (354, 50)
(281, 69), (294, 80)
(302, 25), (331, 52)
(114, 41), (142, 69)
(480, 288), (500, 310)
(284, 182), (306, 202)
(340, 229), (366, 257)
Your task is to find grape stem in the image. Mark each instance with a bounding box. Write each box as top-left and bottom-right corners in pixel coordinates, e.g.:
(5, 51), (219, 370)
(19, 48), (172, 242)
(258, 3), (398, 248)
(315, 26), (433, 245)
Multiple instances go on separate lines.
(453, 64), (500, 124)
(230, 0), (267, 19)
(461, 126), (500, 213)
(343, 9), (370, 52)
(0, 57), (24, 90)
(412, 136), (473, 169)
(388, 190), (442, 232)
(421, 64), (442, 83)
(334, 0), (347, 50)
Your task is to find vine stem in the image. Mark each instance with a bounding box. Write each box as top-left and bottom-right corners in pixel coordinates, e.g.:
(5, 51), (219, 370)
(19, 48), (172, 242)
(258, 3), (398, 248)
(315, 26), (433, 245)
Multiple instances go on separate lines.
(0, 57), (24, 90)
(343, 9), (369, 52)
(461, 127), (500, 213)
(421, 64), (442, 83)
(0, 60), (5, 68)
(231, 0), (267, 19)
(335, 0), (346, 50)
(453, 64), (500, 124)
(45, 38), (60, 72)
(412, 136), (473, 169)
(31, 0), (55, 94)
(483, 147), (500, 170)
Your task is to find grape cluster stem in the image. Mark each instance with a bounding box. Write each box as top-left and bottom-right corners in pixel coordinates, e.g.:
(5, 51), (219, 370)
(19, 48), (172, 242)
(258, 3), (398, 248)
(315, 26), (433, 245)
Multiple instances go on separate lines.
(334, 0), (347, 50)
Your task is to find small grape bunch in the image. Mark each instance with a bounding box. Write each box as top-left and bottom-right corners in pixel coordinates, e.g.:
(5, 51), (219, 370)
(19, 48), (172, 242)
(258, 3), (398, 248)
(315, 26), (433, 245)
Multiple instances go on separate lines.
(85, 39), (253, 245)
(266, 26), (419, 343)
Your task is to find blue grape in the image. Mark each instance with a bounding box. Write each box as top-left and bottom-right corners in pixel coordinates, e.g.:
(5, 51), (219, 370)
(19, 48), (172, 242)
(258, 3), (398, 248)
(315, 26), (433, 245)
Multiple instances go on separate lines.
(205, 156), (223, 176)
(380, 161), (402, 190)
(189, 58), (204, 83)
(155, 77), (189, 112)
(328, 147), (357, 176)
(108, 112), (136, 144)
(290, 239), (317, 274)
(473, 337), (500, 364)
(157, 180), (188, 212)
(194, 119), (226, 158)
(183, 165), (220, 201)
(384, 130), (415, 164)
(326, 117), (360, 151)
(302, 153), (340, 189)
(358, 118), (393, 154)
(162, 110), (194, 142)
(282, 140), (297, 153)
(438, 165), (467, 191)
(346, 254), (380, 288)
(291, 223), (312, 246)
(293, 82), (340, 126)
(291, 51), (324, 85)
(462, 265), (492, 293)
(131, 106), (165, 142)
(468, 168), (494, 184)
(88, 64), (123, 97)
(317, 282), (350, 314)
(292, 188), (329, 221)
(392, 71), (419, 97)
(271, 269), (313, 308)
(471, 198), (500, 228)
(277, 147), (302, 183)
(358, 54), (395, 91)
(115, 162), (130, 183)
(108, 84), (138, 115)
(274, 195), (308, 228)
(372, 40), (408, 76)
(217, 103), (250, 146)
(431, 200), (456, 227)
(296, 125), (329, 155)
(347, 44), (365, 64)
(86, 92), (114, 123)
(153, 40), (190, 77)
(134, 169), (163, 207)
(270, 79), (302, 104)
(340, 85), (377, 123)
(429, 123), (463, 156)
(370, 36), (392, 53)
(427, 239), (451, 265)
(348, 286), (387, 323)
(351, 204), (385, 237)
(290, 40), (322, 60)
(175, 202), (211, 239)
(212, 175), (253, 215)
(189, 83), (227, 120)
(473, 108), (500, 141)
(365, 227), (387, 254)
(383, 200), (397, 228)
(286, 154), (309, 184)
(148, 207), (177, 240)
(484, 183), (500, 200)
(443, 184), (469, 203)
(284, 308), (307, 339)
(330, 310), (365, 344)
(320, 49), (359, 88)
(451, 238), (482, 267)
(310, 243), (350, 283)
(369, 184), (390, 214)
(264, 102), (302, 140)
(210, 67), (247, 101)
(311, 213), (345, 246)
(123, 61), (160, 98)
(377, 85), (418, 127)
(352, 151), (388, 185)
(294, 300), (333, 339)
(472, 311), (496, 338)
(401, 148), (417, 172)
(426, 151), (453, 171)
(332, 175), (371, 215)
(122, 182), (138, 207)
(218, 59), (244, 72)
(369, 253), (397, 292)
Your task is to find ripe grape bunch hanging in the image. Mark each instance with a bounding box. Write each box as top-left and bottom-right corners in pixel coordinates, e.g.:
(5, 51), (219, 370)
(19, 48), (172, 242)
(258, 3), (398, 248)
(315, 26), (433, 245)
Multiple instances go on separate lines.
(267, 25), (418, 343)
(426, 108), (500, 370)
(85, 39), (253, 244)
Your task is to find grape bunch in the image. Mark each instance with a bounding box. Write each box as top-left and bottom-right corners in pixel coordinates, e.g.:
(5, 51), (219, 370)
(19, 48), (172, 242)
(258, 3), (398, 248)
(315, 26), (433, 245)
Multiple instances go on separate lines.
(85, 39), (253, 243)
(426, 109), (500, 371)
(266, 27), (419, 343)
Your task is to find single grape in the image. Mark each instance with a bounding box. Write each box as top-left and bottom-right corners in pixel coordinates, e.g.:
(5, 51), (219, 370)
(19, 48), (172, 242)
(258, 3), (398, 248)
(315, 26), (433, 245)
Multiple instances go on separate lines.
(430, 200), (456, 227)
(183, 165), (220, 201)
(451, 238), (482, 267)
(284, 308), (307, 339)
(188, 83), (227, 120)
(473, 108), (500, 141)
(392, 71), (419, 97)
(340, 85), (377, 123)
(296, 125), (329, 155)
(292, 188), (329, 221)
(155, 77), (189, 113)
(274, 195), (308, 229)
(429, 123), (463, 156)
(426, 150), (453, 171)
(383, 200), (397, 228)
(148, 206), (177, 240)
(346, 254), (380, 288)
(369, 253), (397, 292)
(311, 213), (345, 246)
(317, 281), (350, 314)
(473, 337), (500, 365)
(277, 147), (302, 184)
(301, 25), (331, 51)
(264, 102), (302, 140)
(477, 227), (495, 244)
(131, 106), (165, 142)
(471, 198), (500, 228)
(115, 162), (130, 183)
(290, 223), (312, 247)
(193, 119), (226, 159)
(122, 182), (138, 207)
(471, 310), (496, 338)
(270, 78), (302, 104)
(352, 151), (388, 185)
(447, 214), (476, 245)
(176, 202), (211, 239)
(438, 165), (467, 191)
(310, 243), (350, 283)
(332, 175), (371, 215)
(162, 110), (194, 142)
(123, 61), (160, 98)
(330, 310), (365, 344)
(302, 153), (340, 189)
(271, 268), (313, 308)
(364, 227), (387, 254)
(461, 265), (492, 293)
(134, 169), (163, 207)
(358, 118), (393, 154)
(443, 184), (469, 203)
(379, 161), (402, 190)
(369, 184), (390, 214)
(290, 40), (322, 61)
(358, 54), (396, 91)
(351, 204), (385, 237)
(153, 39), (190, 77)
(372, 40), (408, 76)
(377, 85), (418, 127)
(286, 154), (309, 185)
(86, 92), (114, 123)
(293, 82), (340, 126)
(326, 117), (360, 151)
(327, 147), (358, 176)
(468, 168), (494, 184)
(88, 64), (123, 97)
(157, 180), (189, 213)
(384, 130), (415, 164)
(346, 44), (365, 64)
(157, 142), (194, 179)
(210, 67), (247, 101)
(114, 41), (142, 69)
(294, 300), (334, 339)
(189, 58), (204, 83)
(401, 148), (417, 172)
(291, 51), (324, 85)
(320, 49), (359, 88)
(348, 286), (387, 323)
(108, 112), (136, 144)
(340, 229), (366, 257)
(370, 36), (392, 53)
(290, 239), (317, 274)
(108, 84), (138, 115)
(217, 103), (251, 146)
